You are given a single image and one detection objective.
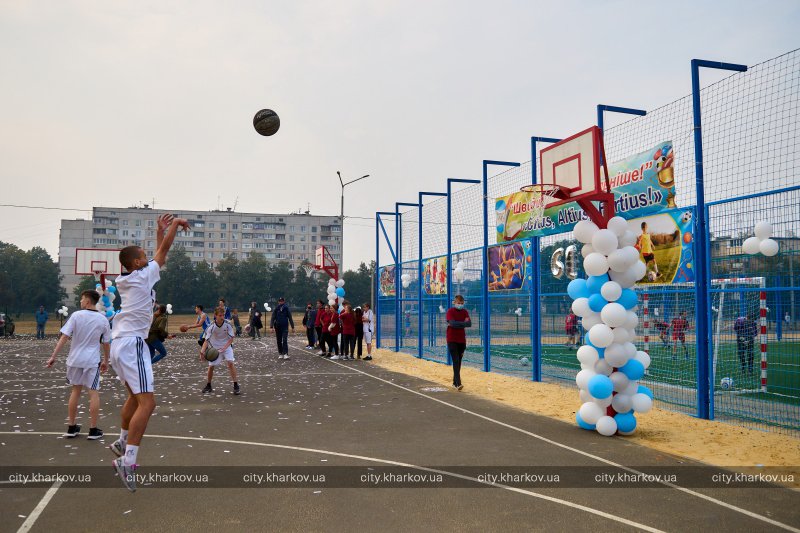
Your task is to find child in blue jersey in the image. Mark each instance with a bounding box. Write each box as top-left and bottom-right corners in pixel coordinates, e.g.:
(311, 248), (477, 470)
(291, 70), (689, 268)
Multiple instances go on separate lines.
(184, 305), (211, 346)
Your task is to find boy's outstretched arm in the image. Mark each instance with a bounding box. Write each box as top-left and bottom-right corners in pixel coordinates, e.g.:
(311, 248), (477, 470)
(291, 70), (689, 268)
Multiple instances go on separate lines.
(154, 215), (190, 267)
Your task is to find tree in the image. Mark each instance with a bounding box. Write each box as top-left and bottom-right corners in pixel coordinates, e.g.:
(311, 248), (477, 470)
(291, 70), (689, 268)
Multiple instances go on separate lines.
(158, 247), (196, 312)
(216, 254), (242, 305)
(342, 262), (373, 307)
(193, 261), (218, 309)
(73, 276), (98, 307)
(238, 254), (270, 310)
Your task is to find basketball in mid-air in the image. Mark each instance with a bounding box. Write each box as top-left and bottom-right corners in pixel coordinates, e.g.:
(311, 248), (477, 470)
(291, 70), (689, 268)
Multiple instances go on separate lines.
(204, 347), (220, 362)
(180, 324), (189, 333)
(253, 109), (280, 136)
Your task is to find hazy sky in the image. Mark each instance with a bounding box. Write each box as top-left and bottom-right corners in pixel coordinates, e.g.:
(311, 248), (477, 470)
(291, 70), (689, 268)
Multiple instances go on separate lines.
(1, 0), (798, 271)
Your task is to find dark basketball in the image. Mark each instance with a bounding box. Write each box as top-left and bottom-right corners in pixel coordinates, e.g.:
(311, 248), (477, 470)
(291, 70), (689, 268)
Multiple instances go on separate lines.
(253, 109), (280, 136)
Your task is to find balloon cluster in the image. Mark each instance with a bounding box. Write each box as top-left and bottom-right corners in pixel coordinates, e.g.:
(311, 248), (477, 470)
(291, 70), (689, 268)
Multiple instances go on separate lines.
(742, 221), (779, 257)
(56, 305), (69, 318)
(95, 281), (118, 319)
(326, 278), (346, 310)
(514, 307), (523, 317)
(263, 302), (272, 313)
(568, 217), (654, 436)
(166, 304), (173, 315)
(453, 261), (466, 283)
(400, 273), (411, 289)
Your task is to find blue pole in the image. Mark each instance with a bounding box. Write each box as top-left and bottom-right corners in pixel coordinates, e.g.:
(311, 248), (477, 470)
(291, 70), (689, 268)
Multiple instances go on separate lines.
(691, 59), (748, 420)
(418, 192), (447, 359)
(375, 212), (380, 348)
(396, 202), (419, 354)
(483, 160), (520, 373)
(447, 178), (480, 366)
(530, 137), (560, 382)
(596, 105), (646, 166)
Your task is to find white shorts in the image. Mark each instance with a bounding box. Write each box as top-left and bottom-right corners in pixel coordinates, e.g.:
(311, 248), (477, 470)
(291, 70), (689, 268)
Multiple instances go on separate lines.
(208, 347), (235, 367)
(110, 337), (154, 394)
(66, 365), (101, 390)
(363, 328), (373, 344)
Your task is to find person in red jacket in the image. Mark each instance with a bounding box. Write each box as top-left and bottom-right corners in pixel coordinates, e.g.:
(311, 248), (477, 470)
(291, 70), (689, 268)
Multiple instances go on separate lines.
(671, 311), (690, 360)
(565, 311), (579, 349)
(339, 302), (356, 360)
(314, 300), (324, 350)
(327, 305), (341, 359)
(446, 295), (471, 391)
(319, 305), (332, 357)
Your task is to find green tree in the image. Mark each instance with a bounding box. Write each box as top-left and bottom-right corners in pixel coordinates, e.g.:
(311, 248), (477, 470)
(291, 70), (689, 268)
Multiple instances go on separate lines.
(238, 254), (270, 310)
(158, 247), (196, 312)
(193, 261), (218, 308)
(0, 242), (26, 311)
(73, 276), (99, 307)
(268, 262), (294, 305)
(216, 254), (242, 305)
(342, 262), (373, 307)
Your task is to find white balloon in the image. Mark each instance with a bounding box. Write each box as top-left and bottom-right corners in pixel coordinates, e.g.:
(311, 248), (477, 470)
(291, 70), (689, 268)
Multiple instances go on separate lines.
(607, 249), (630, 272)
(574, 220), (599, 244)
(759, 238), (779, 257)
(328, 278), (337, 285)
(264, 303), (269, 310)
(603, 343), (628, 367)
(610, 371), (630, 392)
(741, 236), (760, 255)
(611, 393), (634, 414)
(612, 326), (630, 345)
(579, 389), (593, 403)
(456, 261), (465, 269)
(581, 314), (602, 330)
(609, 268), (637, 289)
(622, 381), (640, 396)
(623, 342), (638, 359)
(601, 281), (622, 302)
(575, 369), (596, 390)
(63, 311), (69, 317)
(592, 229), (619, 256)
(583, 253), (609, 277)
(572, 298), (591, 317)
(577, 345), (600, 366)
(579, 402), (605, 425)
(754, 221), (772, 240)
(580, 363), (594, 371)
(632, 393), (653, 413)
(592, 394), (613, 408)
(61, 305), (68, 311)
(634, 350), (651, 369)
(625, 311), (639, 330)
(581, 244), (595, 258)
(336, 279), (345, 287)
(266, 307), (272, 312)
(619, 230), (638, 248)
(588, 324), (614, 348)
(606, 216), (628, 237)
(594, 359), (613, 376)
(631, 260), (647, 281)
(601, 302), (628, 328)
(596, 416), (618, 436)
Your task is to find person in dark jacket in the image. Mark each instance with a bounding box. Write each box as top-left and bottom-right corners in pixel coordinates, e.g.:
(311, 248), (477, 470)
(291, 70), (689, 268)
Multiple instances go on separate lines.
(446, 295), (472, 391)
(147, 304), (173, 364)
(35, 305), (48, 339)
(354, 307), (364, 359)
(248, 301), (262, 338)
(734, 314), (758, 374)
(314, 300), (324, 349)
(270, 297), (295, 359)
(302, 303), (317, 349)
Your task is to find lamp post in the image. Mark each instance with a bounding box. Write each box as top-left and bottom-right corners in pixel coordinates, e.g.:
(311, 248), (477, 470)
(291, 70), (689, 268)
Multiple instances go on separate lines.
(337, 171), (370, 271)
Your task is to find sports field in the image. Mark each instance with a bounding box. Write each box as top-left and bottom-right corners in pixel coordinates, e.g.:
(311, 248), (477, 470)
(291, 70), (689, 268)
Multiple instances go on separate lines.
(1, 335), (799, 531)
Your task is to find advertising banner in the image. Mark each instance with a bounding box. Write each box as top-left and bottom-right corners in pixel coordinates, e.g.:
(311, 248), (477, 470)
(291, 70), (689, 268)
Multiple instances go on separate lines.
(487, 240), (533, 291)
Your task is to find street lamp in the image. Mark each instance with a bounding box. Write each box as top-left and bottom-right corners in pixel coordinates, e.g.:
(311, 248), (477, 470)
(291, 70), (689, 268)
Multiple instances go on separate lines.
(337, 171), (370, 271)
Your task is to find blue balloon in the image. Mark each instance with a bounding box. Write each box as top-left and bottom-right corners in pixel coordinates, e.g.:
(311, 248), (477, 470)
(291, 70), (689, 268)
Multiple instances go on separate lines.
(102, 296), (111, 306)
(496, 224), (505, 234)
(105, 310), (114, 318)
(637, 385), (653, 400)
(588, 293), (608, 312)
(586, 274), (609, 293)
(620, 359), (645, 380)
(615, 412), (637, 433)
(495, 200), (506, 211)
(338, 305), (344, 312)
(617, 289), (638, 310)
(576, 412), (596, 431)
(107, 286), (116, 293)
(335, 287), (345, 297)
(567, 279), (590, 300)
(588, 374), (614, 399)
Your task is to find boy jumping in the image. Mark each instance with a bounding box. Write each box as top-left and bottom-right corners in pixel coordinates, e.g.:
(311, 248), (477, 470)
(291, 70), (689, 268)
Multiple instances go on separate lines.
(109, 213), (189, 491)
(46, 289), (111, 440)
(200, 308), (240, 395)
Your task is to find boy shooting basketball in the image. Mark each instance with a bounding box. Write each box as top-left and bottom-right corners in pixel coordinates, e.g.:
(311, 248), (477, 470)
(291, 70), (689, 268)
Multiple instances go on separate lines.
(109, 213), (189, 492)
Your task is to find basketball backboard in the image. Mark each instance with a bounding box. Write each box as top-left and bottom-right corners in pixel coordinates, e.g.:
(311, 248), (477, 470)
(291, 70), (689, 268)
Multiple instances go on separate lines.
(314, 245), (339, 280)
(538, 126), (615, 226)
(75, 248), (122, 276)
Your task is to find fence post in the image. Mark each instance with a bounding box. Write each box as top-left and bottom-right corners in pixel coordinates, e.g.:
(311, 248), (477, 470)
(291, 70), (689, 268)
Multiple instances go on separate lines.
(374, 211), (398, 349)
(530, 137), (561, 381)
(483, 160), (520, 372)
(690, 59), (748, 419)
(447, 179), (481, 366)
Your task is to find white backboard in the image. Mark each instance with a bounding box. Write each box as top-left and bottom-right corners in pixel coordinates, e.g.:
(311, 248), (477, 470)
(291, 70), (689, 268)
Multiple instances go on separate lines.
(540, 126), (602, 200)
(75, 248), (122, 276)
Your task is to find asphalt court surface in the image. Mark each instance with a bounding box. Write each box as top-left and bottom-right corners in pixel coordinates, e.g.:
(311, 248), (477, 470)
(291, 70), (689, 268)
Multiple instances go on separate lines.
(0, 335), (798, 532)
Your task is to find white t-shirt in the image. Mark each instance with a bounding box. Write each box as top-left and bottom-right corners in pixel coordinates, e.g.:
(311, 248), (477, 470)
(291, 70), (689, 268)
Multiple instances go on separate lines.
(203, 321), (235, 350)
(362, 309), (375, 332)
(112, 260), (160, 340)
(60, 310), (112, 368)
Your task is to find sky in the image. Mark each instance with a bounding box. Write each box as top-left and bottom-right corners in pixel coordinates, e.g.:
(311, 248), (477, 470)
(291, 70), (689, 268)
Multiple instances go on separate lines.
(1, 0), (798, 271)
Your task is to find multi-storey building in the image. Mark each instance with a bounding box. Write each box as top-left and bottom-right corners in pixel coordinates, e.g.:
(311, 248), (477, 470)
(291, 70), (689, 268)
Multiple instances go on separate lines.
(59, 206), (341, 297)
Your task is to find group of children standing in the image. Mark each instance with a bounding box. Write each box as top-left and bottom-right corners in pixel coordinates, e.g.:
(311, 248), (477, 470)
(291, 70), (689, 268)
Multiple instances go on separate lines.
(311, 300), (375, 361)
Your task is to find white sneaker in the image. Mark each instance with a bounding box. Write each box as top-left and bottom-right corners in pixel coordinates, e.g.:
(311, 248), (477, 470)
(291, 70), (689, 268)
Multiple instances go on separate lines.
(283, 354), (290, 360)
(330, 355), (340, 360)
(113, 457), (137, 492)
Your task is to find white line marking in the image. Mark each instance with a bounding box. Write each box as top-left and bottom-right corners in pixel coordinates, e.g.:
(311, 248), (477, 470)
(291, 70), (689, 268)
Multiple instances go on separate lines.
(16, 480), (62, 533)
(0, 431), (662, 532)
(289, 340), (800, 533)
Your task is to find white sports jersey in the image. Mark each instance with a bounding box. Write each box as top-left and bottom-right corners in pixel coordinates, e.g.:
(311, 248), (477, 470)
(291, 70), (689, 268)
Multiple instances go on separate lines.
(60, 309), (112, 368)
(362, 309), (375, 332)
(203, 321), (235, 350)
(112, 260), (160, 339)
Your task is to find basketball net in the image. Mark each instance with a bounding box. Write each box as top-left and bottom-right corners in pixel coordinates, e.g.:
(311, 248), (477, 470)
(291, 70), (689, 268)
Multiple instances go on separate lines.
(93, 271), (106, 290)
(300, 264), (315, 277)
(518, 184), (564, 221)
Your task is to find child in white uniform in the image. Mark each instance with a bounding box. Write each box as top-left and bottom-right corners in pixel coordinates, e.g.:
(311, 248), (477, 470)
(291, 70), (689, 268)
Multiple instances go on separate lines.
(201, 308), (240, 395)
(46, 289), (111, 440)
